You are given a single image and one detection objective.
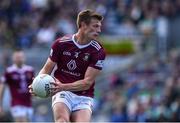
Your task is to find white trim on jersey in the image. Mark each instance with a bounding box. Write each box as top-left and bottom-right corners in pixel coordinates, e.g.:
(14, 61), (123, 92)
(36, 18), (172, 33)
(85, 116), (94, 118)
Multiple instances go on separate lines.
(59, 39), (71, 42)
(6, 64), (34, 73)
(51, 64), (58, 76)
(56, 35), (73, 43)
(72, 35), (92, 49)
(58, 36), (72, 42)
(91, 41), (101, 51)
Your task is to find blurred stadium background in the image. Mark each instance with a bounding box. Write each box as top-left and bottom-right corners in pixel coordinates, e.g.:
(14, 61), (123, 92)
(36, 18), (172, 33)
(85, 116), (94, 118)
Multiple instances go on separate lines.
(0, 0), (179, 122)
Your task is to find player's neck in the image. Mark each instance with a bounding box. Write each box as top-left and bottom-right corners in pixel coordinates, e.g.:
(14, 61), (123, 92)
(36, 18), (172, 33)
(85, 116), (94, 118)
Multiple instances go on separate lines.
(75, 32), (91, 45)
(15, 63), (23, 68)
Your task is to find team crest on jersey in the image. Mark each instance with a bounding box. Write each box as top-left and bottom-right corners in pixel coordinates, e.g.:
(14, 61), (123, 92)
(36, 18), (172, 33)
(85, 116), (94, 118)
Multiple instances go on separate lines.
(83, 53), (90, 61)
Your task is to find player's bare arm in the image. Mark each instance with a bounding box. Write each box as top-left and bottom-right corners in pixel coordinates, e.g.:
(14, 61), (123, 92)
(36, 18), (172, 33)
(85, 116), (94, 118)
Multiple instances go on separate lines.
(0, 82), (5, 114)
(39, 58), (56, 75)
(52, 67), (100, 94)
(29, 58), (56, 94)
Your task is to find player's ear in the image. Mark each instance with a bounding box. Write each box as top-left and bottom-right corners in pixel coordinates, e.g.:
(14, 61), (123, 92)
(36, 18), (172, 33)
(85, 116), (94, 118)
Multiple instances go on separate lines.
(81, 22), (87, 28)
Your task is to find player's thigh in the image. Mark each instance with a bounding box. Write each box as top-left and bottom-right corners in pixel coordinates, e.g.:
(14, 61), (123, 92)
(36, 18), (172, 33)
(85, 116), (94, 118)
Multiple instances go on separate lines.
(71, 109), (92, 122)
(53, 102), (71, 122)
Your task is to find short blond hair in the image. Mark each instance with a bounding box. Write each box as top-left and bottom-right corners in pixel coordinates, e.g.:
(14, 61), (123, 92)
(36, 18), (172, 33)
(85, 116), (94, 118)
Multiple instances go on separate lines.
(77, 9), (103, 29)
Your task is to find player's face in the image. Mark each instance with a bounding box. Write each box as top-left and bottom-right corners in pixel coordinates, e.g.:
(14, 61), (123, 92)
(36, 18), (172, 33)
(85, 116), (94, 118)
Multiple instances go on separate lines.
(13, 51), (25, 66)
(84, 18), (102, 40)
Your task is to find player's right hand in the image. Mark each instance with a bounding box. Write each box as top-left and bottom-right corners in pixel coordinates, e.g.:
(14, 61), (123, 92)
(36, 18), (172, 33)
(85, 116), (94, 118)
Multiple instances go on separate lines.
(28, 84), (37, 96)
(49, 78), (63, 96)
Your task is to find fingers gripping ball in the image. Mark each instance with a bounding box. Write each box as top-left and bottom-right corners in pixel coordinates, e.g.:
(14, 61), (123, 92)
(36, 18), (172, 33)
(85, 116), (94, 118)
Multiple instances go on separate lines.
(32, 74), (55, 98)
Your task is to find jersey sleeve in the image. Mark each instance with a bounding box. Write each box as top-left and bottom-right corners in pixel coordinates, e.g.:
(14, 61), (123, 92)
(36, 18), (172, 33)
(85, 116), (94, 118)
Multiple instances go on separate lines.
(89, 48), (106, 70)
(0, 71), (8, 84)
(49, 40), (61, 63)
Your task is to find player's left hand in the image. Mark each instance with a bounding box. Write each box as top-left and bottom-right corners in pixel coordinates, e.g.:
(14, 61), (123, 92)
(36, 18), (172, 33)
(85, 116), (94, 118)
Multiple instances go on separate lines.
(50, 78), (63, 96)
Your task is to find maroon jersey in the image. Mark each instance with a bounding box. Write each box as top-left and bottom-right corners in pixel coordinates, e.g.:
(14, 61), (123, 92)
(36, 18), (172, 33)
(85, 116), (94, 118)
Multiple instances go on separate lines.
(49, 35), (106, 97)
(0, 64), (34, 107)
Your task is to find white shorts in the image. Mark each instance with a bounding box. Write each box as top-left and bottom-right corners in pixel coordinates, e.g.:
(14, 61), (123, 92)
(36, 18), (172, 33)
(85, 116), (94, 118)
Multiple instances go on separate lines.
(10, 105), (33, 120)
(52, 91), (94, 113)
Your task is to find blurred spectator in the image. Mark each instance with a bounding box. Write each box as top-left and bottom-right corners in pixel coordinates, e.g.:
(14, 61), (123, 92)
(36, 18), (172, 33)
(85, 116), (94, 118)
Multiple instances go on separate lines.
(0, 0), (180, 49)
(155, 15), (169, 60)
(95, 49), (180, 122)
(36, 20), (56, 47)
(108, 73), (124, 88)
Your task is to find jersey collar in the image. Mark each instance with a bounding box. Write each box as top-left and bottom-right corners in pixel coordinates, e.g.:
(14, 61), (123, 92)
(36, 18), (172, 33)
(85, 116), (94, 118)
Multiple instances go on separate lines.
(72, 34), (92, 49)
